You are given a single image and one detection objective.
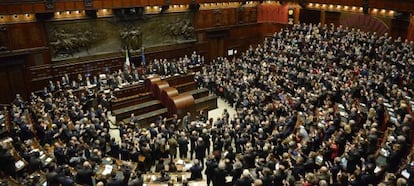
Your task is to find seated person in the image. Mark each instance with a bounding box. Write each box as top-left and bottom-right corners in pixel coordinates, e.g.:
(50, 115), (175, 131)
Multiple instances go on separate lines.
(155, 159), (165, 172)
(158, 170), (170, 182)
(188, 159), (203, 180)
(167, 161), (177, 172)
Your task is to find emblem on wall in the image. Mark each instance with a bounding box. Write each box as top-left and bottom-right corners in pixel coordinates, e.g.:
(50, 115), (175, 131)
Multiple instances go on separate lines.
(45, 0), (56, 10)
(84, 0), (94, 8)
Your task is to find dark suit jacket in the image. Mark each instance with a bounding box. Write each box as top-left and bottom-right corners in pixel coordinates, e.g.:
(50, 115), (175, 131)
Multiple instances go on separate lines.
(235, 177), (253, 186)
(75, 167), (94, 186)
(189, 165), (203, 180)
(213, 168), (227, 186)
(106, 178), (124, 186)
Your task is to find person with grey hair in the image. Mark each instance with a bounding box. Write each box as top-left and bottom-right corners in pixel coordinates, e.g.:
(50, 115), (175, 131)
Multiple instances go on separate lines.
(188, 159), (203, 181)
(235, 169), (253, 186)
(213, 160), (228, 186)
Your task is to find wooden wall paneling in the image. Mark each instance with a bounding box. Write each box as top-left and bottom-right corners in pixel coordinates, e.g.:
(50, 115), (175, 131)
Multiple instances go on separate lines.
(0, 5), (7, 14)
(122, 0), (131, 7)
(54, 2), (66, 11)
(93, 0), (104, 9)
(194, 11), (203, 29)
(33, 3), (46, 13)
(8, 22), (46, 50)
(195, 10), (215, 29)
(65, 2), (76, 10)
(0, 68), (11, 103)
(325, 11), (340, 26)
(20, 4), (34, 13)
(75, 1), (85, 10)
(171, 0), (191, 5)
(299, 9), (321, 24)
(195, 41), (208, 60)
(8, 25), (26, 50)
(103, 0), (114, 8)
(221, 9), (229, 26)
(391, 18), (410, 41)
(112, 0), (123, 8)
(0, 25), (10, 51)
(8, 65), (28, 102)
(28, 64), (52, 92)
(229, 8), (237, 25)
(6, 4), (22, 14)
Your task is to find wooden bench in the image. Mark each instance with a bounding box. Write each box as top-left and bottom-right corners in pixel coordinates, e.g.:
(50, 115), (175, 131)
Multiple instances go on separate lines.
(122, 108), (168, 128)
(175, 81), (197, 93)
(166, 74), (195, 87)
(113, 83), (146, 98)
(194, 95), (218, 113)
(111, 92), (153, 111)
(113, 100), (164, 122)
(182, 88), (209, 99)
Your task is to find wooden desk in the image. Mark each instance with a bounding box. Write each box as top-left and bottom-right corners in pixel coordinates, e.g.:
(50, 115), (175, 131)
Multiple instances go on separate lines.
(143, 172), (191, 186)
(95, 157), (138, 181)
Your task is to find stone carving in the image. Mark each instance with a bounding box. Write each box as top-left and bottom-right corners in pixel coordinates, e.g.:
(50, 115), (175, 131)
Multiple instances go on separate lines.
(120, 26), (142, 51)
(165, 19), (194, 40)
(49, 29), (98, 57)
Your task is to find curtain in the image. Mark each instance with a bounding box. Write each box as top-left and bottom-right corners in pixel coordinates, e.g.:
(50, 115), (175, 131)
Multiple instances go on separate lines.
(408, 18), (414, 41)
(257, 4), (289, 24)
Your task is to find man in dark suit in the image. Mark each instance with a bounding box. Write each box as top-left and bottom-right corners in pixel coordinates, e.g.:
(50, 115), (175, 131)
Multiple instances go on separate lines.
(106, 171), (124, 186)
(213, 161), (227, 186)
(235, 169), (253, 186)
(75, 161), (95, 186)
(177, 133), (189, 159)
(188, 159), (203, 180)
(205, 155), (218, 186)
(195, 137), (206, 167)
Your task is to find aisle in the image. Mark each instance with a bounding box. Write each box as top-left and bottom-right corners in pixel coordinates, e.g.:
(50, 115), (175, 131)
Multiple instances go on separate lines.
(208, 97), (237, 122)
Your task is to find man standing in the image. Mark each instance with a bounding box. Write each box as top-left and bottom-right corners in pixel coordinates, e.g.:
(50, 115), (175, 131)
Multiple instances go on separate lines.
(195, 137), (206, 167)
(177, 133), (189, 159)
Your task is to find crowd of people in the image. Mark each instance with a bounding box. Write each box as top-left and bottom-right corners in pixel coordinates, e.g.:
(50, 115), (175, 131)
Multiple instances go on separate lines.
(0, 22), (414, 186)
(0, 52), (204, 186)
(196, 23), (414, 185)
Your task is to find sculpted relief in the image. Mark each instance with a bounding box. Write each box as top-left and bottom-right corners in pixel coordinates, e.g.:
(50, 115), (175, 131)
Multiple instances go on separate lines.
(120, 26), (142, 51)
(49, 28), (102, 58)
(47, 13), (194, 61)
(165, 19), (194, 40)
